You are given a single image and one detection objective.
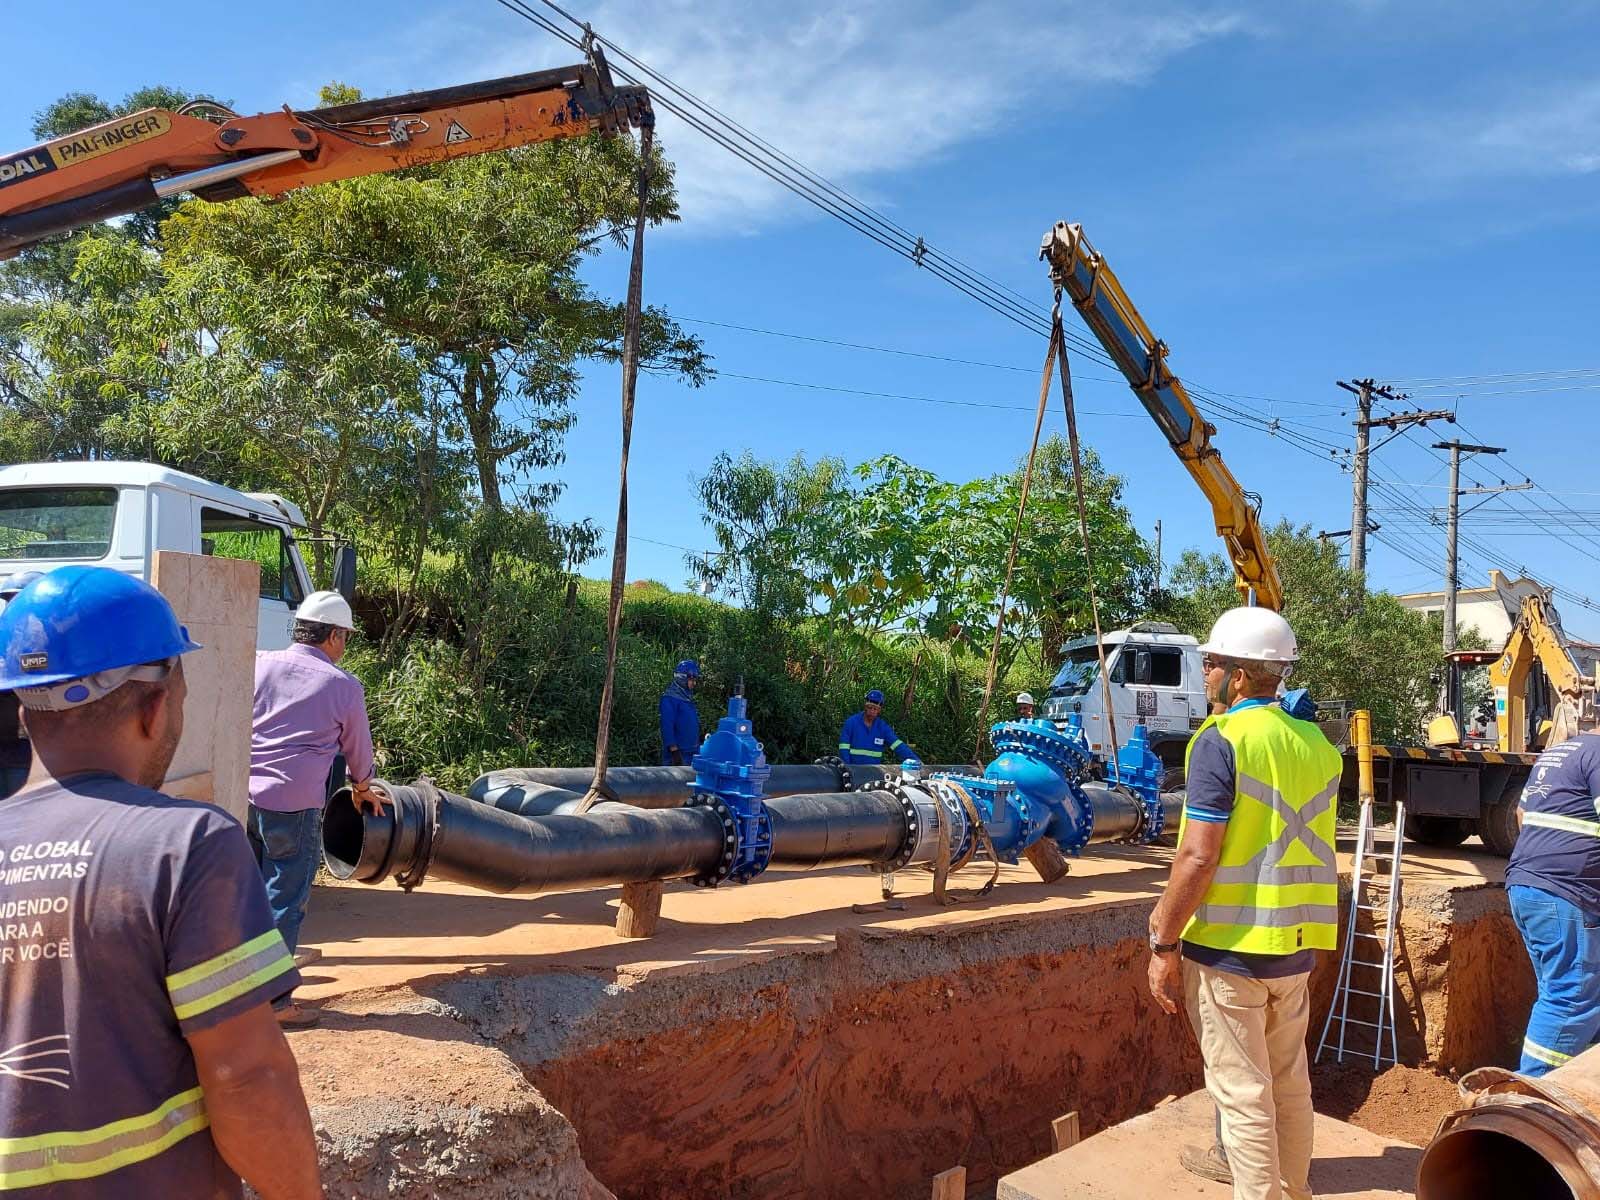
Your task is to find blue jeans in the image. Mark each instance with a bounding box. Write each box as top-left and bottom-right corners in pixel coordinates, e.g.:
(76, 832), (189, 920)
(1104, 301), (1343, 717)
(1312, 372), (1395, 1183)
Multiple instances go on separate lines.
(248, 805), (322, 956)
(1508, 884), (1600, 1075)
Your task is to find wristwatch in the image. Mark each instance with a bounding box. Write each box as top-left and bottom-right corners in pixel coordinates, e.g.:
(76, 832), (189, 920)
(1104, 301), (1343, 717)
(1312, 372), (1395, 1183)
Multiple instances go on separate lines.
(1148, 932), (1180, 954)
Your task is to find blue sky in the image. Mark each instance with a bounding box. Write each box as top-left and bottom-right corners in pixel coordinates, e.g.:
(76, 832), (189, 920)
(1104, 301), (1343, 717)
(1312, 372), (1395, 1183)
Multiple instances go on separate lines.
(7, 1), (1600, 637)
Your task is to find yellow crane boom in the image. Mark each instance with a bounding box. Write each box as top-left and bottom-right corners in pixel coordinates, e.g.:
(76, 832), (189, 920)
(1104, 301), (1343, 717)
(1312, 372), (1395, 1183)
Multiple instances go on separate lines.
(1040, 221), (1283, 611)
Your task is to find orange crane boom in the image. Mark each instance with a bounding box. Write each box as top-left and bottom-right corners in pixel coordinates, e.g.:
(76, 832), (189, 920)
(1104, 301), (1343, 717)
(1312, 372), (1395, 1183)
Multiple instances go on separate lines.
(0, 51), (649, 258)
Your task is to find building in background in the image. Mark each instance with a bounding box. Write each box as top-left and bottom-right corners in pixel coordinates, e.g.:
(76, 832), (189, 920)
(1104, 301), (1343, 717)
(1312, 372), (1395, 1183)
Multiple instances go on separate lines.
(1397, 585), (1511, 645)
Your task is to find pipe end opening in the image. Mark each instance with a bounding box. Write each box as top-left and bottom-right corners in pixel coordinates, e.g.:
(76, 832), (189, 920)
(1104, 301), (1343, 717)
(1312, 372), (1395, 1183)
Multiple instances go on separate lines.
(322, 787), (383, 882)
(1419, 1128), (1575, 1200)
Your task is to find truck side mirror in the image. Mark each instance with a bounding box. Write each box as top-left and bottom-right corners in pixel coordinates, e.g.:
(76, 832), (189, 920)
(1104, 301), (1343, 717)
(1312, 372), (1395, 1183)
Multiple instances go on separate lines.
(1134, 650), (1152, 685)
(332, 545), (357, 602)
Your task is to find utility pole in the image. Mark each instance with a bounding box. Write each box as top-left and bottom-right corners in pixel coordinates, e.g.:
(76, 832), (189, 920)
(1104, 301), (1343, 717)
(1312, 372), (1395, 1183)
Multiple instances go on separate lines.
(1434, 440), (1526, 651)
(1154, 520), (1162, 592)
(1338, 378), (1455, 584)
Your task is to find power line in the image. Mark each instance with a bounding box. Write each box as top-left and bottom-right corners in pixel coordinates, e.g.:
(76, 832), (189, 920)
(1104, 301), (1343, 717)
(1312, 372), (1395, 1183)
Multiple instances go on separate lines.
(496, 0), (1356, 435)
(714, 371), (1140, 416)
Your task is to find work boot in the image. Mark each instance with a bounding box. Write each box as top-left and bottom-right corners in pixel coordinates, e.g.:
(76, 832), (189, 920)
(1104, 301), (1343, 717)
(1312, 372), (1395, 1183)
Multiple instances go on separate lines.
(1180, 1142), (1233, 1185)
(274, 1001), (321, 1029)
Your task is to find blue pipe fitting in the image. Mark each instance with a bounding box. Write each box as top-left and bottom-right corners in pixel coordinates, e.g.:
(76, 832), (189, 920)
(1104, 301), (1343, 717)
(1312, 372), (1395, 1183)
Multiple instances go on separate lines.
(1111, 724), (1166, 845)
(688, 693), (773, 885)
(930, 775), (1015, 863)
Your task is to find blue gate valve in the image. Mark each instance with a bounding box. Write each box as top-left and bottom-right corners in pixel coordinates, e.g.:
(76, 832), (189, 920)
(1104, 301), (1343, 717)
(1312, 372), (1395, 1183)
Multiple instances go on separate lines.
(688, 686), (773, 886)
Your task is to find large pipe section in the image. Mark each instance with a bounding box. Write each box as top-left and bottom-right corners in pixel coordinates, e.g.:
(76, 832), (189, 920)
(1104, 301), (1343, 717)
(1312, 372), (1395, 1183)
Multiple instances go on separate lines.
(1418, 1047), (1600, 1199)
(471, 761), (975, 817)
(324, 699), (1178, 897)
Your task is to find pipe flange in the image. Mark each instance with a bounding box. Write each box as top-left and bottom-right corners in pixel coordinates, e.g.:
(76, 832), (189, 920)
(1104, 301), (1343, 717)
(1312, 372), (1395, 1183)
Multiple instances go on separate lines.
(394, 776), (441, 893)
(863, 779), (919, 872)
(1058, 778), (1096, 856)
(814, 755), (854, 792)
(686, 791), (740, 887)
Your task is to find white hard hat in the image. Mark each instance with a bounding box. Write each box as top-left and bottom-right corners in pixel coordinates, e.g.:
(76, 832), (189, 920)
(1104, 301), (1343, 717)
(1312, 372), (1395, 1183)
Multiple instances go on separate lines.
(1016, 692), (1035, 705)
(295, 590), (354, 630)
(1199, 606), (1298, 664)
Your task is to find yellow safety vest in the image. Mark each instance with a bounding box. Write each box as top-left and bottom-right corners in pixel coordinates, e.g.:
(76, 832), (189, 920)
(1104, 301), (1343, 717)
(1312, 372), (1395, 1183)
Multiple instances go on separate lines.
(1181, 703), (1343, 955)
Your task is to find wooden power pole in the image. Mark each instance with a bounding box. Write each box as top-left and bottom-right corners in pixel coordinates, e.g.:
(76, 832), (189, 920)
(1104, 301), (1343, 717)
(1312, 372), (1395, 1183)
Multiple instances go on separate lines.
(1338, 378), (1453, 585)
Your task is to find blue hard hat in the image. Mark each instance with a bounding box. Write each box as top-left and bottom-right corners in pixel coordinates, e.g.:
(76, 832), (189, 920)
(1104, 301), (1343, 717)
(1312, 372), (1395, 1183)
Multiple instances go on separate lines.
(0, 566), (202, 691)
(674, 659), (701, 677)
(865, 689), (885, 705)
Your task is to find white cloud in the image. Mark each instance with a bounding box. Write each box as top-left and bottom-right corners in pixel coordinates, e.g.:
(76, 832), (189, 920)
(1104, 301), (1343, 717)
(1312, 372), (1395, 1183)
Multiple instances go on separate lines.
(343, 1), (1250, 231)
(1344, 79), (1600, 184)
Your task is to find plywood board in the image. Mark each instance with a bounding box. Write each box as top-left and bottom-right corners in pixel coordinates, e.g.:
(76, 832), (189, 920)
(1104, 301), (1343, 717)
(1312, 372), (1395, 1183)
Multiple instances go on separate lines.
(998, 1090), (1418, 1200)
(152, 551), (259, 824)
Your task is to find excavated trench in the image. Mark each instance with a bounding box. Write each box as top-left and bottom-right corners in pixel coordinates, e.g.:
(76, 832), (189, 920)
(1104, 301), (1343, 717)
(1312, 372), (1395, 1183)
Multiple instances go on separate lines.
(336, 873), (1534, 1200)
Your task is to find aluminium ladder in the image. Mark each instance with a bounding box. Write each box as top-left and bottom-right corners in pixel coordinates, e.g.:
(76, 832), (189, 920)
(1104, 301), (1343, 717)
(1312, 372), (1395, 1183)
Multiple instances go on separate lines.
(1316, 719), (1406, 1069)
(1315, 798), (1406, 1067)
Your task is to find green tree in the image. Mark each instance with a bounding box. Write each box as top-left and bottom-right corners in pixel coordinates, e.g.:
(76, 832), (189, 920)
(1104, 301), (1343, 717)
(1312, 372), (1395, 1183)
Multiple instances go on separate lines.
(1153, 521), (1453, 741)
(690, 450), (847, 622)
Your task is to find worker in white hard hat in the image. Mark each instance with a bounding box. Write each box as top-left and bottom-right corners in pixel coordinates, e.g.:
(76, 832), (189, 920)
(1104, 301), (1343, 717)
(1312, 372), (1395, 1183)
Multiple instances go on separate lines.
(248, 589), (389, 1027)
(1016, 692), (1036, 720)
(1146, 606), (1341, 1200)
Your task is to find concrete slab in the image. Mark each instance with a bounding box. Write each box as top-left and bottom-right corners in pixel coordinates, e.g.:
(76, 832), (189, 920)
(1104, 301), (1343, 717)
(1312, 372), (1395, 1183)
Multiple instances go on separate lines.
(297, 830), (1508, 1004)
(997, 1091), (1419, 1200)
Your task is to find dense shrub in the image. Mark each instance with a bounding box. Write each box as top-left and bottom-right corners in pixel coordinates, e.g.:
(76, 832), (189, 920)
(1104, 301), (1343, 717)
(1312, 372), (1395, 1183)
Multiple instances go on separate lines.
(346, 577), (1035, 791)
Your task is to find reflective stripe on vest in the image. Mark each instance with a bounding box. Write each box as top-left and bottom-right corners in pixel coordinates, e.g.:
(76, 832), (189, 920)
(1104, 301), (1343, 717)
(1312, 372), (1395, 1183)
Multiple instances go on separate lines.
(1181, 705), (1342, 955)
(0, 1087), (208, 1190)
(1521, 810), (1600, 838)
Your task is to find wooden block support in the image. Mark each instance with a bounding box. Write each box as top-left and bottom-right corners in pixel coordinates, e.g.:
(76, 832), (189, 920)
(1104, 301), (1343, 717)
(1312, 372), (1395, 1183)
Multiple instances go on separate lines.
(1024, 838), (1071, 884)
(1051, 1111), (1081, 1154)
(930, 1165), (966, 1200)
(615, 880), (664, 938)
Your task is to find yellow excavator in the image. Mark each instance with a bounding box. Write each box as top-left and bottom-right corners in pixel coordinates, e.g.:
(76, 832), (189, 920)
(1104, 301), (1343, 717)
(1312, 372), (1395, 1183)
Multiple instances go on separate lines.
(1432, 571), (1597, 754)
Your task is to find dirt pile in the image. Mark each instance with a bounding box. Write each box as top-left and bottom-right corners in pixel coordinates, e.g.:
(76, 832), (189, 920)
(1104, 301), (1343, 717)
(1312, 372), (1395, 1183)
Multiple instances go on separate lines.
(283, 1010), (614, 1200)
(1312, 1062), (1463, 1147)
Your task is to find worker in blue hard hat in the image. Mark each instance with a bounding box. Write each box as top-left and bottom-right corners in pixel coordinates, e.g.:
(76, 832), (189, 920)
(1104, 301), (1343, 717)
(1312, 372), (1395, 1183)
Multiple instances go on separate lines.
(0, 570), (44, 798)
(660, 658), (702, 765)
(837, 688), (918, 765)
(0, 566), (319, 1197)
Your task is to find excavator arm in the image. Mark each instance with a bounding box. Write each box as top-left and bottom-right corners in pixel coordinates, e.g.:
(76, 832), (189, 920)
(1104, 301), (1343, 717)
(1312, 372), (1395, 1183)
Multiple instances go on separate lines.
(1040, 221), (1283, 611)
(1489, 585), (1592, 752)
(0, 51), (649, 258)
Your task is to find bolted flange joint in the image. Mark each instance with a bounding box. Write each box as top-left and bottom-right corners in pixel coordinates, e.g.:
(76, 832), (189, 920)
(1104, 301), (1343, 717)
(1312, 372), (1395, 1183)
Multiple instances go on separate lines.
(685, 790), (773, 886)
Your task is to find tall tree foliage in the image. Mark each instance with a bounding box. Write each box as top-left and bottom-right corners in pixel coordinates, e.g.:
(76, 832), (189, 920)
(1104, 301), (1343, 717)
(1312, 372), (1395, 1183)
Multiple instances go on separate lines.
(692, 436), (1153, 681)
(0, 82), (708, 628)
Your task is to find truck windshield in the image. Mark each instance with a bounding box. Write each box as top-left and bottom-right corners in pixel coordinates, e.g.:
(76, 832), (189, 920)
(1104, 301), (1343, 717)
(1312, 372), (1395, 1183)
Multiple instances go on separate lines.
(0, 488), (116, 561)
(1049, 647), (1106, 697)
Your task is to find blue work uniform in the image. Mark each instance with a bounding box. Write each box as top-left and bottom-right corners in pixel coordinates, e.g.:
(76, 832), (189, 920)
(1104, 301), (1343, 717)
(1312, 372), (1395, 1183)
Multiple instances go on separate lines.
(659, 684), (700, 766)
(1505, 732), (1600, 1075)
(838, 712), (912, 765)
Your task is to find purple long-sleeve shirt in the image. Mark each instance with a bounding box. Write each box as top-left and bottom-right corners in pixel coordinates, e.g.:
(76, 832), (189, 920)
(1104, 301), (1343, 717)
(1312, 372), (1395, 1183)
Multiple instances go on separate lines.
(249, 643), (376, 813)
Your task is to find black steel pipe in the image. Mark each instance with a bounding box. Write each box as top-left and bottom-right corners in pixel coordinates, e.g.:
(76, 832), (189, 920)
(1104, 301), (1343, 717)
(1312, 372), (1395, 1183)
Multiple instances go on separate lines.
(325, 777), (1182, 896)
(325, 781), (915, 894)
(470, 762), (976, 816)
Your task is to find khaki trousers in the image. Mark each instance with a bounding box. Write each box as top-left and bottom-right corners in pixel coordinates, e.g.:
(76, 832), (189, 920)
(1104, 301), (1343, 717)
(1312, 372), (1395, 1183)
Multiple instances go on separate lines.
(1183, 959), (1315, 1200)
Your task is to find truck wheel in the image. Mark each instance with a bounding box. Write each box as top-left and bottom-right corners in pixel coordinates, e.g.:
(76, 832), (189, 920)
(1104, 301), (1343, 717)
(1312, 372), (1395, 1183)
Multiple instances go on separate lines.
(1479, 791), (1521, 858)
(1160, 763), (1185, 793)
(1404, 813), (1471, 848)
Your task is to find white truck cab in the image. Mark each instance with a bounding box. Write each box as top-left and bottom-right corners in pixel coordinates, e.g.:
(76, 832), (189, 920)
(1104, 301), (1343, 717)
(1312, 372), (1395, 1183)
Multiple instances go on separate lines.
(0, 461), (331, 651)
(1040, 621), (1208, 785)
